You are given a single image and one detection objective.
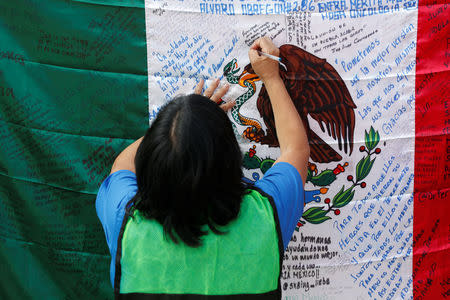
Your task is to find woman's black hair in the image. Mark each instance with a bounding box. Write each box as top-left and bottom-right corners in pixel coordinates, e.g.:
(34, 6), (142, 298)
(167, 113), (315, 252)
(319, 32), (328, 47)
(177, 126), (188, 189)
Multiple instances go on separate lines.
(131, 94), (246, 247)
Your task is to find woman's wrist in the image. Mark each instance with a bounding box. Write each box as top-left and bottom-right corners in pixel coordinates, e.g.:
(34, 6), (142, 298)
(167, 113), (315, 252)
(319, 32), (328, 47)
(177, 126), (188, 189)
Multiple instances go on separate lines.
(263, 75), (284, 92)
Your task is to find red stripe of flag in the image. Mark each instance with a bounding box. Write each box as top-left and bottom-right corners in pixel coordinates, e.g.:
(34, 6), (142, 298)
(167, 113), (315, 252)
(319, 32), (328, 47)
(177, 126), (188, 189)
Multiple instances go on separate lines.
(414, 0), (450, 298)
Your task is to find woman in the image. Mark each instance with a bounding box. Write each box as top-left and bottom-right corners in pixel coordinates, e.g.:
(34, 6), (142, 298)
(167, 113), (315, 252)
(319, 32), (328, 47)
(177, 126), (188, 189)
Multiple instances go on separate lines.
(96, 37), (310, 299)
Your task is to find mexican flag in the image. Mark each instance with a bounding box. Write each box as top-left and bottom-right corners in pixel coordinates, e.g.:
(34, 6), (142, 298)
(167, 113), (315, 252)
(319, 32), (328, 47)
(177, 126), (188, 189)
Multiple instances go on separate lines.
(0, 0), (448, 299)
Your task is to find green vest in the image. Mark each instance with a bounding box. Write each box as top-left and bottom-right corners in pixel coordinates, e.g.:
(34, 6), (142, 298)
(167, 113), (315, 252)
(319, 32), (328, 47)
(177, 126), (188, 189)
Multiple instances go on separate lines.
(114, 187), (283, 299)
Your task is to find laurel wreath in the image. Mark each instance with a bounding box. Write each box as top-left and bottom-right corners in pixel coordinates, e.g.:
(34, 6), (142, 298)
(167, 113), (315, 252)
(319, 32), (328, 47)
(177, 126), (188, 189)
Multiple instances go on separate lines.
(298, 126), (382, 227)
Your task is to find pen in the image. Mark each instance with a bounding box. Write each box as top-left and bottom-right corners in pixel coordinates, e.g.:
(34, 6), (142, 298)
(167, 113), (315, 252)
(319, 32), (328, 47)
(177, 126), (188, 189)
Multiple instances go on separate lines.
(257, 50), (287, 71)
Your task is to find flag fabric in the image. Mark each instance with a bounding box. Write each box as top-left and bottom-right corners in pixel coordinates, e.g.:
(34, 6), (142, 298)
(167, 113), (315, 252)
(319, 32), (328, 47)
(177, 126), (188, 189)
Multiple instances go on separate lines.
(0, 1), (147, 298)
(0, 0), (448, 299)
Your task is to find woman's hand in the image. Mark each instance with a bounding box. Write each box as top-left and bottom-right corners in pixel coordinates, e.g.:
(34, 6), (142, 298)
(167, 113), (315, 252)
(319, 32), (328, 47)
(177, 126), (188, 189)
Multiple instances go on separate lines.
(194, 78), (235, 111)
(248, 37), (281, 82)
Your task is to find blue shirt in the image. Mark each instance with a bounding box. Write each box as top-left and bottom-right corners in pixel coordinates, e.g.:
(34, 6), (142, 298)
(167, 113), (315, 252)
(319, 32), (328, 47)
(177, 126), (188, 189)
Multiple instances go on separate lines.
(96, 162), (304, 286)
